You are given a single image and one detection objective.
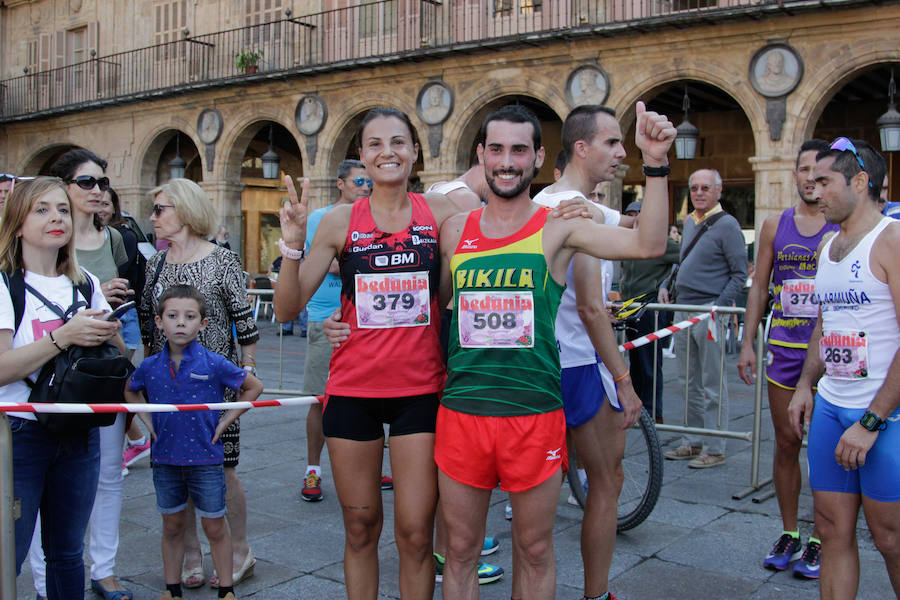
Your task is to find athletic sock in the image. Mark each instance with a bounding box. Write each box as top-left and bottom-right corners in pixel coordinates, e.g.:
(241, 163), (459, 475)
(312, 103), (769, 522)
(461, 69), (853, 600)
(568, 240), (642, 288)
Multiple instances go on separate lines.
(129, 435), (147, 447)
(218, 585), (234, 598)
(783, 530), (800, 539)
(809, 536), (821, 545)
(306, 465), (320, 476)
(166, 583), (183, 598)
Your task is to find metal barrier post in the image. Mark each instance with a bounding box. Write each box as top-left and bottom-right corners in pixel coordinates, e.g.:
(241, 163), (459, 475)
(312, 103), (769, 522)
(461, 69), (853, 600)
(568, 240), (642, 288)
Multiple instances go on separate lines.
(717, 312), (725, 428)
(651, 309), (659, 421)
(733, 321), (774, 500)
(0, 414), (17, 600)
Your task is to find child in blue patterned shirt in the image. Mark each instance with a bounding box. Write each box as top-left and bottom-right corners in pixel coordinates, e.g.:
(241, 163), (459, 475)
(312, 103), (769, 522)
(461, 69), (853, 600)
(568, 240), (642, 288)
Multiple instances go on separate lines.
(125, 284), (263, 600)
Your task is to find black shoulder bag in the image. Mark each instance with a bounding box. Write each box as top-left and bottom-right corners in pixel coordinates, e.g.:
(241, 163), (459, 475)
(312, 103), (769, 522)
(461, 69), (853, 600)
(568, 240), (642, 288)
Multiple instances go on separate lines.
(3, 270), (135, 433)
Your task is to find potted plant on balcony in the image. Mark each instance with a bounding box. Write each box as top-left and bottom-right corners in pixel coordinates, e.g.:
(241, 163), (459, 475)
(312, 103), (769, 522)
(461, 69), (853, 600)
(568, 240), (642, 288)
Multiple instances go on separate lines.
(236, 49), (262, 74)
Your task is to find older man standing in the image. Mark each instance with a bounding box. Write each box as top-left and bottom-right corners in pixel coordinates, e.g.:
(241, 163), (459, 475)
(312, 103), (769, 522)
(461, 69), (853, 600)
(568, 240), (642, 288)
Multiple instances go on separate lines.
(660, 169), (747, 468)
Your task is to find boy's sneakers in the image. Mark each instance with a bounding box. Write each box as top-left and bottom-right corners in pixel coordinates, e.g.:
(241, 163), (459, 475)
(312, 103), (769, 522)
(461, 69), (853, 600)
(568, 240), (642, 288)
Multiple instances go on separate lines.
(793, 539), (822, 579)
(301, 470), (324, 502)
(481, 537), (500, 556)
(123, 438), (151, 467)
(433, 553), (503, 584)
(763, 533), (803, 570)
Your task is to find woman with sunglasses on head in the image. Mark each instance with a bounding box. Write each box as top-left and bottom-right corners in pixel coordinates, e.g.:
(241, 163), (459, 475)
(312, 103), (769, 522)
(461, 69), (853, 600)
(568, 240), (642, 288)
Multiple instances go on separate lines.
(138, 178), (259, 591)
(274, 107), (479, 598)
(24, 149), (136, 600)
(0, 177), (123, 600)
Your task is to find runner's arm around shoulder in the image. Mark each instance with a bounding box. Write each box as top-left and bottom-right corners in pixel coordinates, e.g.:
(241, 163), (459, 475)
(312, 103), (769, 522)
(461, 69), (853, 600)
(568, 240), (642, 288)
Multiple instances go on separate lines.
(439, 213), (467, 309)
(738, 214), (779, 384)
(425, 190), (480, 217)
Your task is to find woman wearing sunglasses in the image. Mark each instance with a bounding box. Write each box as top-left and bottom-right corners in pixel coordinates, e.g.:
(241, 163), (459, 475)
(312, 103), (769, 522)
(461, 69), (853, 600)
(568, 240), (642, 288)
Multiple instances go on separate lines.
(0, 177), (122, 600)
(18, 150), (138, 600)
(139, 178), (259, 591)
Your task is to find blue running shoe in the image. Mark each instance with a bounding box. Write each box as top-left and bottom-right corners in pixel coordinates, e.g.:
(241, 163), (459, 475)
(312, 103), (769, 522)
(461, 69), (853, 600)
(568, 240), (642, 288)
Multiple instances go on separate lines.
(476, 561), (504, 584)
(434, 553), (504, 584)
(481, 537), (500, 556)
(793, 539), (821, 579)
(763, 533), (802, 570)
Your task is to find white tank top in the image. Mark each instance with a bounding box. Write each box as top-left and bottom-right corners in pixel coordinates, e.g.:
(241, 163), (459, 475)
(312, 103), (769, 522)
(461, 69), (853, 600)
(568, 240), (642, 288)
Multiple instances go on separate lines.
(815, 217), (900, 409)
(533, 188), (621, 380)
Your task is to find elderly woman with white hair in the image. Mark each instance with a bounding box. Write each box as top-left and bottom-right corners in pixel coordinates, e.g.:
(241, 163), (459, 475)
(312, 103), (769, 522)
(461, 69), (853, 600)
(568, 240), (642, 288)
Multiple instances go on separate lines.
(138, 178), (259, 589)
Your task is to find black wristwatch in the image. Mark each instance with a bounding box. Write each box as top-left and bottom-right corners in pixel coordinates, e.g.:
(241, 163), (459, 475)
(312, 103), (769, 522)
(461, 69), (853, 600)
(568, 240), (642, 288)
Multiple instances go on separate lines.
(860, 410), (887, 432)
(642, 164), (671, 178)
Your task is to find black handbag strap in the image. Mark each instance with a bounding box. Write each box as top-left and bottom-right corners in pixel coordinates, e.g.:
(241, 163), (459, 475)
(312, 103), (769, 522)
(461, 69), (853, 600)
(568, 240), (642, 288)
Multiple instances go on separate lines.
(680, 211), (726, 263)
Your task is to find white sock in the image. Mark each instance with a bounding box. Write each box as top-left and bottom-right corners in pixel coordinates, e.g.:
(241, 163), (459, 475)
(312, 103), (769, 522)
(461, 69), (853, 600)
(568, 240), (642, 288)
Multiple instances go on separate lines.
(306, 465), (320, 476)
(129, 436), (147, 447)
(578, 468), (587, 486)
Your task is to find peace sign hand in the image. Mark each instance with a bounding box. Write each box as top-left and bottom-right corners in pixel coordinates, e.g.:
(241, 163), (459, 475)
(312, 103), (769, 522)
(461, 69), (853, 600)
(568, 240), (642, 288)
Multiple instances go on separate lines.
(279, 175), (311, 246)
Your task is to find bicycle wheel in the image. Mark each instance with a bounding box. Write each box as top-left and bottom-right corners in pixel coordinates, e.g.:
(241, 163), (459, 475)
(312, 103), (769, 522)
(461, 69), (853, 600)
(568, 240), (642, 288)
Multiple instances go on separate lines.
(566, 407), (664, 531)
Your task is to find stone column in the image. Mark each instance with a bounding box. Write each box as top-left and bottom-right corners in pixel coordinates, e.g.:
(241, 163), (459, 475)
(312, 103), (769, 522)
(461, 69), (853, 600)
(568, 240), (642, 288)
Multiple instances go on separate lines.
(200, 179), (245, 257)
(749, 154), (796, 257)
(115, 184), (157, 234)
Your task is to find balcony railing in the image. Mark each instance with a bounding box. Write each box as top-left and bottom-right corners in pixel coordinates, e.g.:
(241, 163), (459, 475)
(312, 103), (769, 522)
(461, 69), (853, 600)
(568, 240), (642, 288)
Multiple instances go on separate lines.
(0, 0), (860, 121)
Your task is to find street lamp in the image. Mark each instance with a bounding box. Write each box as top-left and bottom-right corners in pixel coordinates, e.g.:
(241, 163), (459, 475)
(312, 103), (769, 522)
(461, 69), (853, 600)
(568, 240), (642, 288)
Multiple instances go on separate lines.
(168, 132), (186, 179)
(674, 85), (699, 160)
(261, 124), (281, 180)
(877, 69), (900, 153)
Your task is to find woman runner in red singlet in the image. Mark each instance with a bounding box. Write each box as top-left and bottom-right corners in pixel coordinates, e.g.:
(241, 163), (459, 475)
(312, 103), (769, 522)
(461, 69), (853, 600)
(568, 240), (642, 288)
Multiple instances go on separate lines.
(273, 107), (476, 598)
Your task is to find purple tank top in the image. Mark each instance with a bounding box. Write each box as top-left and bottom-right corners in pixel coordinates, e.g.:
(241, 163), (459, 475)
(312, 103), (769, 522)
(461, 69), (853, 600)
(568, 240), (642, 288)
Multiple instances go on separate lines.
(769, 207), (839, 347)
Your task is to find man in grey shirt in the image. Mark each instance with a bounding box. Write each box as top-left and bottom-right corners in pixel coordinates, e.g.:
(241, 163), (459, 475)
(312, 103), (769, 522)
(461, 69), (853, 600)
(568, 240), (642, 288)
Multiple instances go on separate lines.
(659, 168), (748, 468)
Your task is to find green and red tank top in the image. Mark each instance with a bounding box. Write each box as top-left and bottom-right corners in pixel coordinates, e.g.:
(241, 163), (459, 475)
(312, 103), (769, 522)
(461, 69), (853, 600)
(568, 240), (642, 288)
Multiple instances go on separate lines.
(443, 206), (565, 416)
(326, 193), (444, 397)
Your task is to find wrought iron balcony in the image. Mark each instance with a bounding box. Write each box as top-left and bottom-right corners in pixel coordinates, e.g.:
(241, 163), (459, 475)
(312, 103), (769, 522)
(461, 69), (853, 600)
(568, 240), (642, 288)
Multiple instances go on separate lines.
(0, 0), (865, 122)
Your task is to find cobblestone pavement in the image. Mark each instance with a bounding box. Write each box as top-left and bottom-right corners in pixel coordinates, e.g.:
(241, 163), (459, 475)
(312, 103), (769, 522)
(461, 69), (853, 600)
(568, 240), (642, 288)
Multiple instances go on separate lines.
(14, 320), (893, 599)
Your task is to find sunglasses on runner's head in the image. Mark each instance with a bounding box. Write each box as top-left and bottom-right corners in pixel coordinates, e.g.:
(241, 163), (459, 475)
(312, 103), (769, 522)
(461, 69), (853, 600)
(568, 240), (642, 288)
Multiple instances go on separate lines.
(351, 177), (372, 187)
(151, 203), (175, 217)
(830, 137), (874, 188)
(66, 175), (110, 192)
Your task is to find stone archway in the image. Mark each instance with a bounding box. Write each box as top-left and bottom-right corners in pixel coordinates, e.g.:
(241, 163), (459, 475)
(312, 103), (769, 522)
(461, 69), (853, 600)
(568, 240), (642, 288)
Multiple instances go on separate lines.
(807, 62), (899, 202)
(224, 118), (302, 274)
(22, 143), (81, 175)
(447, 94), (563, 197)
(621, 79), (756, 230)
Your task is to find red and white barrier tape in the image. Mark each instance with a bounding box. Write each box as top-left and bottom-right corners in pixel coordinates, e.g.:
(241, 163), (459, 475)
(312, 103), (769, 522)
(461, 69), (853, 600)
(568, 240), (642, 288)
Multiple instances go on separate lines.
(1, 314), (716, 415)
(0, 395), (320, 414)
(618, 311), (713, 352)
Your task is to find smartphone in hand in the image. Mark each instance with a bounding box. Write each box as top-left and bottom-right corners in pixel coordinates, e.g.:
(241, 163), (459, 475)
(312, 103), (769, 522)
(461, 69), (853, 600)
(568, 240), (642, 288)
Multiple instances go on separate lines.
(105, 301), (136, 321)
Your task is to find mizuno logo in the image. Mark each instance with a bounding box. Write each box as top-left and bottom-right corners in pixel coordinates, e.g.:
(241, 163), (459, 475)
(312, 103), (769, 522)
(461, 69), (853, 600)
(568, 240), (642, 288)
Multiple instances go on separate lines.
(546, 448), (561, 461)
(461, 238), (479, 249)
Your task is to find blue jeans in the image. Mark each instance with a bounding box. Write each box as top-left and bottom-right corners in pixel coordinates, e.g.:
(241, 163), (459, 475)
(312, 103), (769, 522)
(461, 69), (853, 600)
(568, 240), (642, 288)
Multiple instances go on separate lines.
(11, 417), (100, 600)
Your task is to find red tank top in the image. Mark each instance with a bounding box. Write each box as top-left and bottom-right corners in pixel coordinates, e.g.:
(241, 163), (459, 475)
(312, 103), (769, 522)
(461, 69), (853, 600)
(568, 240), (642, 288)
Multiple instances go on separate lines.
(326, 193), (445, 397)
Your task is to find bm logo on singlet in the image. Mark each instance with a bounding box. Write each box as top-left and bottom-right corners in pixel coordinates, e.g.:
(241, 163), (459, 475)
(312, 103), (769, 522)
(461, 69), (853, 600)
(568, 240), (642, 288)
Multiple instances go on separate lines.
(372, 251), (417, 269)
(456, 268), (534, 289)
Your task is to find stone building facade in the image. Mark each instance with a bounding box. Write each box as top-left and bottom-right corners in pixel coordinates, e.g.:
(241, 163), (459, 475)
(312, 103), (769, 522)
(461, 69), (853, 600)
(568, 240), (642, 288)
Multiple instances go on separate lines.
(1, 0), (897, 273)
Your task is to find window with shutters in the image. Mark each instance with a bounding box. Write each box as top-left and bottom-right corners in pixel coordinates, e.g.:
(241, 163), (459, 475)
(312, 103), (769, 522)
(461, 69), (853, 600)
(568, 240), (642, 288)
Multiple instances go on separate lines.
(359, 0), (397, 38)
(154, 0), (187, 60)
(244, 0), (283, 47)
(493, 0), (542, 15)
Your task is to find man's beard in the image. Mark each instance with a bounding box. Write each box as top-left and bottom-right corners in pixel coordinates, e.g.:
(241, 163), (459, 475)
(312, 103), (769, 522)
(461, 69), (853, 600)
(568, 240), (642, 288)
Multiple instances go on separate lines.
(486, 164), (536, 199)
